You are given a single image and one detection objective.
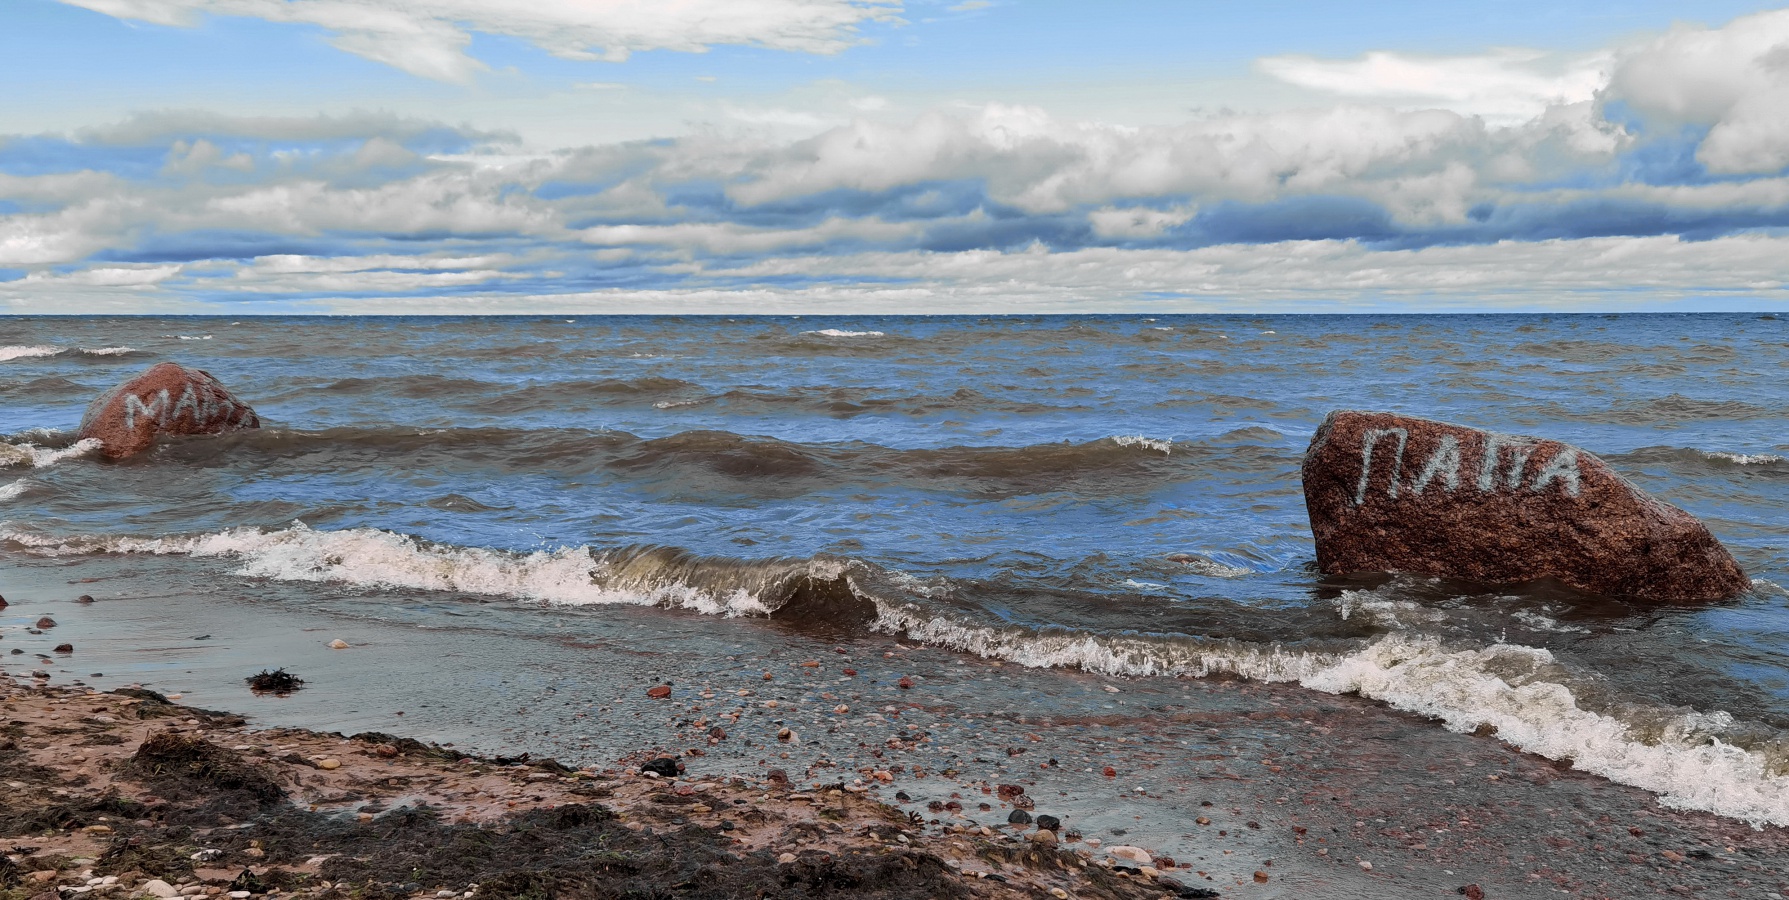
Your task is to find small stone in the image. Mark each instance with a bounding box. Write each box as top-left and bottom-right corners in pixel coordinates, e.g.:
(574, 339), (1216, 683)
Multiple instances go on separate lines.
(1035, 814), (1060, 831)
(1359, 860), (1373, 871)
(1459, 886), (1485, 900)
(1028, 829), (1058, 846)
(229, 892), (251, 899)
(1195, 816), (1211, 826)
(54, 644), (73, 654)
(1254, 870), (1270, 883)
(647, 685), (672, 699)
(77, 595), (95, 604)
(641, 757), (680, 778)
(708, 726), (727, 739)
(897, 676), (914, 689)
(833, 704), (849, 714)
(1102, 766), (1117, 777)
(1007, 810), (1032, 825)
(36, 617), (56, 629)
(777, 728), (795, 742)
(328, 639), (349, 649)
(1108, 846), (1151, 865)
(1050, 890), (1068, 900)
(777, 853), (797, 864)
(317, 758), (341, 770)
(82, 824), (112, 834)
(142, 880), (179, 899)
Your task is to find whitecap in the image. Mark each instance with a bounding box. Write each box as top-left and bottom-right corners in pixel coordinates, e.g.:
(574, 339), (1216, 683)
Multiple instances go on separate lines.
(1705, 451), (1785, 465)
(801, 329), (884, 338)
(0, 438), (102, 469)
(0, 345), (59, 361)
(0, 479), (31, 502)
(1110, 434), (1172, 455)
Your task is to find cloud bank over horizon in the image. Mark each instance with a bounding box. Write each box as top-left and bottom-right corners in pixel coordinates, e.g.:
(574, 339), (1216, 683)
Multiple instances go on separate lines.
(3, 2), (1789, 313)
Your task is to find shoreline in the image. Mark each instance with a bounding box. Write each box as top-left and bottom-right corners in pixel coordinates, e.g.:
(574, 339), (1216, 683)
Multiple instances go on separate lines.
(6, 556), (1789, 898)
(2, 677), (1199, 900)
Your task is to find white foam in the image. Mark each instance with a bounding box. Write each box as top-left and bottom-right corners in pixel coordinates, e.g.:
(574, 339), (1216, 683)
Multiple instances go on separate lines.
(801, 329), (884, 338)
(872, 607), (1789, 827)
(0, 438), (102, 469)
(0, 345), (59, 361)
(1111, 434), (1172, 455)
(81, 346), (138, 355)
(1334, 589), (1443, 628)
(0, 523), (779, 617)
(1170, 556), (1252, 578)
(0, 479), (31, 502)
(1511, 609), (1590, 634)
(1706, 451), (1786, 465)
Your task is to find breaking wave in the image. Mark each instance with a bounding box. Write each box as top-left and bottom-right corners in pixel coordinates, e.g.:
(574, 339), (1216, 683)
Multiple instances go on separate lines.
(0, 438), (103, 469)
(0, 345), (141, 361)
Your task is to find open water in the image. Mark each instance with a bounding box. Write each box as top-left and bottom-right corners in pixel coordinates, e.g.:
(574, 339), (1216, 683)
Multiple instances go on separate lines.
(4, 313), (1788, 825)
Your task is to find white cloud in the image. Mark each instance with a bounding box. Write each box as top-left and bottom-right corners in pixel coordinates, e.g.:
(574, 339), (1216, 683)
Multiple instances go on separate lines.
(1088, 205), (1194, 239)
(62, 0), (904, 82)
(1603, 8), (1789, 174)
(580, 217), (918, 254)
(22, 263), (182, 286)
(724, 103), (1495, 212)
(1259, 49), (1611, 125)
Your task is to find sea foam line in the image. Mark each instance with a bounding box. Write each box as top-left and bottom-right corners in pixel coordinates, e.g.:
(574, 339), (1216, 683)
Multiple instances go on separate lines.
(801, 329), (884, 338)
(871, 606), (1789, 828)
(0, 523), (779, 617)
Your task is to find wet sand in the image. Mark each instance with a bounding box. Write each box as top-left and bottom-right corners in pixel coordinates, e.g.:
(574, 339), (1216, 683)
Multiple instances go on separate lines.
(5, 555), (1789, 899)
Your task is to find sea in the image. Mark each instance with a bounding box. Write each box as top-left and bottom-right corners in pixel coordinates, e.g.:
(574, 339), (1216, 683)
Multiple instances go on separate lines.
(4, 313), (1788, 837)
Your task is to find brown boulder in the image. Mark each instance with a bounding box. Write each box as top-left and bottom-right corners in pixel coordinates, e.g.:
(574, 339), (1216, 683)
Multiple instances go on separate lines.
(77, 362), (260, 459)
(1302, 410), (1748, 601)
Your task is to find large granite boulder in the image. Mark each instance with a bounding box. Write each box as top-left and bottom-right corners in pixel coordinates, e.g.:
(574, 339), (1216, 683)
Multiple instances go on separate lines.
(78, 362), (260, 459)
(1302, 411), (1748, 601)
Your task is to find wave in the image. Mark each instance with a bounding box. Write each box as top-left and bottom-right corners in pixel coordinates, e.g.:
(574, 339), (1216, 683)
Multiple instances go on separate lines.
(0, 479), (31, 502)
(801, 329), (885, 338)
(0, 523), (869, 621)
(140, 427), (1250, 497)
(0, 438), (102, 469)
(1613, 445), (1789, 475)
(0, 345), (143, 361)
(6, 519), (1789, 825)
(0, 345), (59, 361)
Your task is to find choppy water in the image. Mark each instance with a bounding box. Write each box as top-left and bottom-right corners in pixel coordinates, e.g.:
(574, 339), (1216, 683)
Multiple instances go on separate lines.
(5, 313), (1789, 824)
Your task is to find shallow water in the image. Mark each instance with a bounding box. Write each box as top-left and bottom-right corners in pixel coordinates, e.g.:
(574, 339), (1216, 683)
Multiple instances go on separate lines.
(4, 313), (1788, 825)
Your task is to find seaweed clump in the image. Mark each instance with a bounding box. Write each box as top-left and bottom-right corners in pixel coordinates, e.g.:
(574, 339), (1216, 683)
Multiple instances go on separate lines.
(246, 668), (306, 695)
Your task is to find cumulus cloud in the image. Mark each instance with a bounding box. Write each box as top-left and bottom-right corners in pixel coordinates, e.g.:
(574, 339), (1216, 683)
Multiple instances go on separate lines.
(62, 0), (903, 81)
(1259, 49), (1611, 125)
(1603, 8), (1789, 174)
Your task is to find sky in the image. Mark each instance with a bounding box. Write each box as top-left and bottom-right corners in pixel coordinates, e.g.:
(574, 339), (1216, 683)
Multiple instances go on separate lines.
(3, 0), (1789, 314)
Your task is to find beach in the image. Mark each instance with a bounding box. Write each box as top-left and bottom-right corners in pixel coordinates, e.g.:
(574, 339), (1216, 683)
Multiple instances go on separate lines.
(6, 554), (1789, 899)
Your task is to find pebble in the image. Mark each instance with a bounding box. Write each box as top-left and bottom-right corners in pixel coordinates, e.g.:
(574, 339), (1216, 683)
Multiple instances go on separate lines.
(778, 852), (797, 864)
(646, 685), (672, 699)
(318, 758), (342, 770)
(1108, 845), (1151, 865)
(1254, 870), (1271, 883)
(36, 617), (56, 629)
(1050, 890), (1068, 899)
(1359, 860), (1373, 871)
(328, 639), (349, 649)
(142, 879), (179, 899)
(1028, 829), (1058, 846)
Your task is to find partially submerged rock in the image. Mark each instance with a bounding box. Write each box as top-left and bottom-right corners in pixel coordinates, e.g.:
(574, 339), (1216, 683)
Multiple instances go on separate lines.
(78, 362), (260, 459)
(1302, 410), (1748, 601)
